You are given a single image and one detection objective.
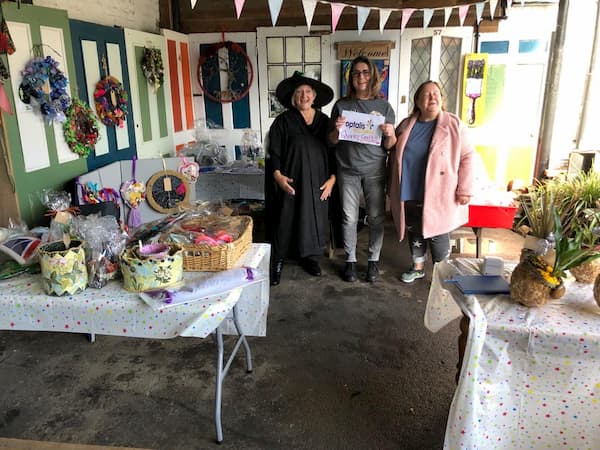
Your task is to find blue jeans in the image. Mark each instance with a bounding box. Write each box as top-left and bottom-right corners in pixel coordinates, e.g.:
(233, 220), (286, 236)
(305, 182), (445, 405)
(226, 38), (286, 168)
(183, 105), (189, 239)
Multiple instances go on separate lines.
(404, 201), (450, 264)
(338, 171), (386, 262)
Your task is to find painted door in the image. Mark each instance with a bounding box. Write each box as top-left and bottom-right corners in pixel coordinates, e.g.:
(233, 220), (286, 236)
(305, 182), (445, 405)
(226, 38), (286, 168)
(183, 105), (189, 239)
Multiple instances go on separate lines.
(70, 19), (136, 171)
(398, 27), (473, 119)
(124, 28), (174, 159)
(189, 32), (259, 156)
(3, 3), (87, 226)
(161, 29), (195, 152)
(257, 27), (331, 141)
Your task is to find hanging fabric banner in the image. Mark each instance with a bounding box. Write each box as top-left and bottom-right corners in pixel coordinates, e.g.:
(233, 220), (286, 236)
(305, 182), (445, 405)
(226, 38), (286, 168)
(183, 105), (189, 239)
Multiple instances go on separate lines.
(423, 9), (434, 29)
(330, 3), (346, 33)
(301, 0), (318, 31)
(379, 8), (392, 34)
(190, 0), (198, 10)
(401, 8), (415, 34)
(356, 6), (369, 34)
(475, 3), (485, 24)
(458, 5), (469, 26)
(444, 7), (453, 27)
(234, 0), (245, 19)
(489, 0), (498, 20)
(268, 0), (284, 26)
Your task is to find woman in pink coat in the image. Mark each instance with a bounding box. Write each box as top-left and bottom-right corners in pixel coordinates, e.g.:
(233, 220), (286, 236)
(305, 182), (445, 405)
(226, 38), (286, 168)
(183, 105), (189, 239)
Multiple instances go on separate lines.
(388, 81), (474, 283)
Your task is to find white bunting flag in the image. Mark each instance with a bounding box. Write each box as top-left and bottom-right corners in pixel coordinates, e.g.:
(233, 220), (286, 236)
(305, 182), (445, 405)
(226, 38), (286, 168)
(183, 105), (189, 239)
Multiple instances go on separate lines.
(423, 9), (434, 29)
(330, 2), (346, 32)
(356, 6), (370, 34)
(191, 0), (198, 9)
(458, 4), (469, 26)
(268, 0), (283, 26)
(301, 0), (318, 32)
(379, 8), (393, 33)
(475, 3), (484, 23)
(443, 7), (452, 27)
(401, 8), (415, 34)
(489, 0), (498, 19)
(234, 0), (245, 19)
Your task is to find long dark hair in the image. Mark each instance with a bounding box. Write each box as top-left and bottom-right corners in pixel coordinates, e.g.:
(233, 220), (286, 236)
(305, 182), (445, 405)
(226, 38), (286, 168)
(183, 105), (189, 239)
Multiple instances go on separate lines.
(411, 80), (445, 116)
(345, 56), (382, 99)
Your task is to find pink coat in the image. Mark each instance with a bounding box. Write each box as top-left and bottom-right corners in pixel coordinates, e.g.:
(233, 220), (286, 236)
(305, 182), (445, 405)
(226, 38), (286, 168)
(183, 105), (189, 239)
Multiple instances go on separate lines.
(388, 111), (474, 240)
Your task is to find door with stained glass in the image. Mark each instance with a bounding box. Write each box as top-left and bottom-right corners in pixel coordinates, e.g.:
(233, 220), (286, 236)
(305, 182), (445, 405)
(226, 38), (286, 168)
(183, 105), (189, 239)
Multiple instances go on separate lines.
(398, 28), (473, 120)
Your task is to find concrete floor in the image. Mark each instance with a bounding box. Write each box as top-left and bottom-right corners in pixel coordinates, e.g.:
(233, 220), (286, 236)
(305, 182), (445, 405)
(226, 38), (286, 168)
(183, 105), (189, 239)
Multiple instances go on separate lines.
(0, 218), (523, 450)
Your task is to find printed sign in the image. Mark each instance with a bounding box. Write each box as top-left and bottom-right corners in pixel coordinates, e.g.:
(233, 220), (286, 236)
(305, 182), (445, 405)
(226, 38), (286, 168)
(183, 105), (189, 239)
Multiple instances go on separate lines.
(339, 110), (384, 145)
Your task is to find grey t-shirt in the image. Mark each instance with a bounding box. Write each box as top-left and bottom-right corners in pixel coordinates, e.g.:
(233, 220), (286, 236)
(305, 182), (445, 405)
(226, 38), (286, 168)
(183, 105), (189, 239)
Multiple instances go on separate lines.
(331, 98), (396, 176)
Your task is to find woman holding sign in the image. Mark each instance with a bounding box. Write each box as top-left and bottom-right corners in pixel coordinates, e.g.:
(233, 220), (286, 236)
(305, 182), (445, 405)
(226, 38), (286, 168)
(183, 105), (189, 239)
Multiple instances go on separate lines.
(388, 80), (474, 283)
(266, 72), (336, 286)
(330, 56), (396, 283)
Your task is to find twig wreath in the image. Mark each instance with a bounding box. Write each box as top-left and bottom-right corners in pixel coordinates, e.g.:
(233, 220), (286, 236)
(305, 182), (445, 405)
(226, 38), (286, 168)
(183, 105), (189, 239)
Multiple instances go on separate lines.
(94, 75), (128, 128)
(63, 98), (100, 158)
(19, 55), (71, 123)
(141, 47), (164, 93)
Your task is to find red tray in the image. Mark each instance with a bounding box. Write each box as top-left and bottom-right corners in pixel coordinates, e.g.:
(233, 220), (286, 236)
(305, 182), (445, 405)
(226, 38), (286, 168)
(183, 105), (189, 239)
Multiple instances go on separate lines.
(463, 204), (518, 229)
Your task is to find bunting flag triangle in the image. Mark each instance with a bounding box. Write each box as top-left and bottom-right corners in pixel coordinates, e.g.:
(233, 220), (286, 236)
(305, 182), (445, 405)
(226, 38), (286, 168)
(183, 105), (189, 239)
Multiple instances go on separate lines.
(0, 84), (13, 115)
(330, 3), (346, 33)
(489, 0), (498, 20)
(475, 3), (484, 23)
(268, 0), (284, 26)
(458, 4), (469, 26)
(356, 6), (369, 34)
(301, 0), (317, 32)
(190, 0), (198, 9)
(234, 0), (245, 19)
(443, 7), (452, 27)
(401, 8), (415, 34)
(379, 8), (393, 33)
(423, 9), (434, 29)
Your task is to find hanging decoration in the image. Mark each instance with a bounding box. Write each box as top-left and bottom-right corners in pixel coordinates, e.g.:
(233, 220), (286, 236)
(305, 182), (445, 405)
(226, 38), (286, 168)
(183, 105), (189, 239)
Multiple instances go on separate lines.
(94, 75), (128, 128)
(178, 156), (200, 184)
(197, 40), (253, 104)
(146, 168), (190, 214)
(63, 97), (100, 158)
(120, 157), (146, 229)
(19, 55), (71, 123)
(141, 47), (164, 93)
(0, 18), (16, 55)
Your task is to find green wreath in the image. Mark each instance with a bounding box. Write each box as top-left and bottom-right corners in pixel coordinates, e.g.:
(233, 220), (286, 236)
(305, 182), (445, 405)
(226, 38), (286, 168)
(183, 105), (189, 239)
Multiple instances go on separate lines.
(141, 47), (164, 93)
(63, 98), (100, 158)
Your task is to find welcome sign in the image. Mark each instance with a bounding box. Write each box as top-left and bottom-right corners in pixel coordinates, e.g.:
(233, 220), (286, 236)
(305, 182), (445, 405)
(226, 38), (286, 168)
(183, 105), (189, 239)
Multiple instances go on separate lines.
(339, 110), (384, 145)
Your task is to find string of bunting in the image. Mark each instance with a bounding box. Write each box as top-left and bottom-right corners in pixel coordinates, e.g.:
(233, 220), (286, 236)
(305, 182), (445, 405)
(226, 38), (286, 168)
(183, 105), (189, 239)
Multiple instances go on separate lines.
(225, 0), (525, 34)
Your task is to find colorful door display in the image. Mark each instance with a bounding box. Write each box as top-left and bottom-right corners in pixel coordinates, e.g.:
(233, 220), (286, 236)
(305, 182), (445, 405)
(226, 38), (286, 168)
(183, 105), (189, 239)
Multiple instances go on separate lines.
(69, 19), (136, 171)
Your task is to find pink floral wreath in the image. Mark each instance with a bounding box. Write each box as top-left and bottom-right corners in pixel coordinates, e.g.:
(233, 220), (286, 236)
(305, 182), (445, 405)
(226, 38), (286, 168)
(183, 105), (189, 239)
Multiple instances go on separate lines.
(94, 76), (128, 128)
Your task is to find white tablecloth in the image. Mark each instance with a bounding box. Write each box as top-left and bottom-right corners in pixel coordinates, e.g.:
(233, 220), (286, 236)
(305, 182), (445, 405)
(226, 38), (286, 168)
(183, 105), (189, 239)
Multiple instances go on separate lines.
(0, 244), (270, 339)
(426, 258), (600, 449)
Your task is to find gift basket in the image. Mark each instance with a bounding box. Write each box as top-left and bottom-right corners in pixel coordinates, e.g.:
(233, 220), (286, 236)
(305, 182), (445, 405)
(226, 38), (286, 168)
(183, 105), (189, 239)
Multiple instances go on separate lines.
(120, 242), (184, 292)
(164, 213), (253, 271)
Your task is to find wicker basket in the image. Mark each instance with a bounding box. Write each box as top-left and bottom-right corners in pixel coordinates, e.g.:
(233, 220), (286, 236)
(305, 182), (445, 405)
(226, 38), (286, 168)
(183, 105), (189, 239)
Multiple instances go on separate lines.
(179, 215), (253, 271)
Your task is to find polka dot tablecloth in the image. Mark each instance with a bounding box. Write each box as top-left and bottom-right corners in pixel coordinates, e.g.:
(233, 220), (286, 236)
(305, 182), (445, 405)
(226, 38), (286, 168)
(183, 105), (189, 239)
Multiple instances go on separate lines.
(426, 258), (600, 449)
(0, 244), (270, 340)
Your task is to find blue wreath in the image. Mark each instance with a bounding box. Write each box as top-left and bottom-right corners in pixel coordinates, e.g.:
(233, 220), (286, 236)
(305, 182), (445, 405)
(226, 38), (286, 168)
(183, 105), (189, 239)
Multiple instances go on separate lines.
(19, 55), (71, 123)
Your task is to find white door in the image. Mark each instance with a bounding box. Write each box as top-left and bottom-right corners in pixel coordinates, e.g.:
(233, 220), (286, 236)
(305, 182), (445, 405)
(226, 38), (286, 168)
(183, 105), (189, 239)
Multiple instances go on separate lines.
(257, 26), (332, 141)
(124, 28), (175, 159)
(398, 27), (473, 119)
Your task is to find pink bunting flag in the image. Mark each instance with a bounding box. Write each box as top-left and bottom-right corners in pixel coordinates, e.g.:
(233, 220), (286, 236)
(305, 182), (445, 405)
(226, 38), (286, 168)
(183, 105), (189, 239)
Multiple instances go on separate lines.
(268, 0), (283, 26)
(458, 5), (469, 27)
(234, 0), (245, 19)
(356, 6), (370, 34)
(301, 0), (317, 32)
(0, 84), (12, 115)
(330, 3), (346, 33)
(401, 8), (415, 34)
(379, 8), (393, 33)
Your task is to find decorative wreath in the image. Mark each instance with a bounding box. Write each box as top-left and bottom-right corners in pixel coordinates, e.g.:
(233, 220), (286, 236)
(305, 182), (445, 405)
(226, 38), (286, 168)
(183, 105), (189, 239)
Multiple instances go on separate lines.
(141, 47), (164, 93)
(94, 76), (128, 128)
(19, 55), (71, 122)
(63, 98), (99, 157)
(197, 41), (253, 103)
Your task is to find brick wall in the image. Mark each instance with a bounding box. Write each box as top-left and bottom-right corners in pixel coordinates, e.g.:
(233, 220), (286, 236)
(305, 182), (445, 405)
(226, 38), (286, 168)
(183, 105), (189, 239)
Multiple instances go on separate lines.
(33, 0), (159, 33)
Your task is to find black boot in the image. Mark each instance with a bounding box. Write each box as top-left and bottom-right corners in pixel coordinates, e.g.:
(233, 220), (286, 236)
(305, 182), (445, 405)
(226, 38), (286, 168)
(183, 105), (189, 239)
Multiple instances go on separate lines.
(366, 261), (379, 282)
(343, 262), (357, 282)
(301, 256), (321, 276)
(270, 259), (284, 286)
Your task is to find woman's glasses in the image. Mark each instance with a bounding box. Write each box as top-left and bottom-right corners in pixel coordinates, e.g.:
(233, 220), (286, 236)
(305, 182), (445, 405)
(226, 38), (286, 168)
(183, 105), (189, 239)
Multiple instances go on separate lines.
(351, 70), (370, 78)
